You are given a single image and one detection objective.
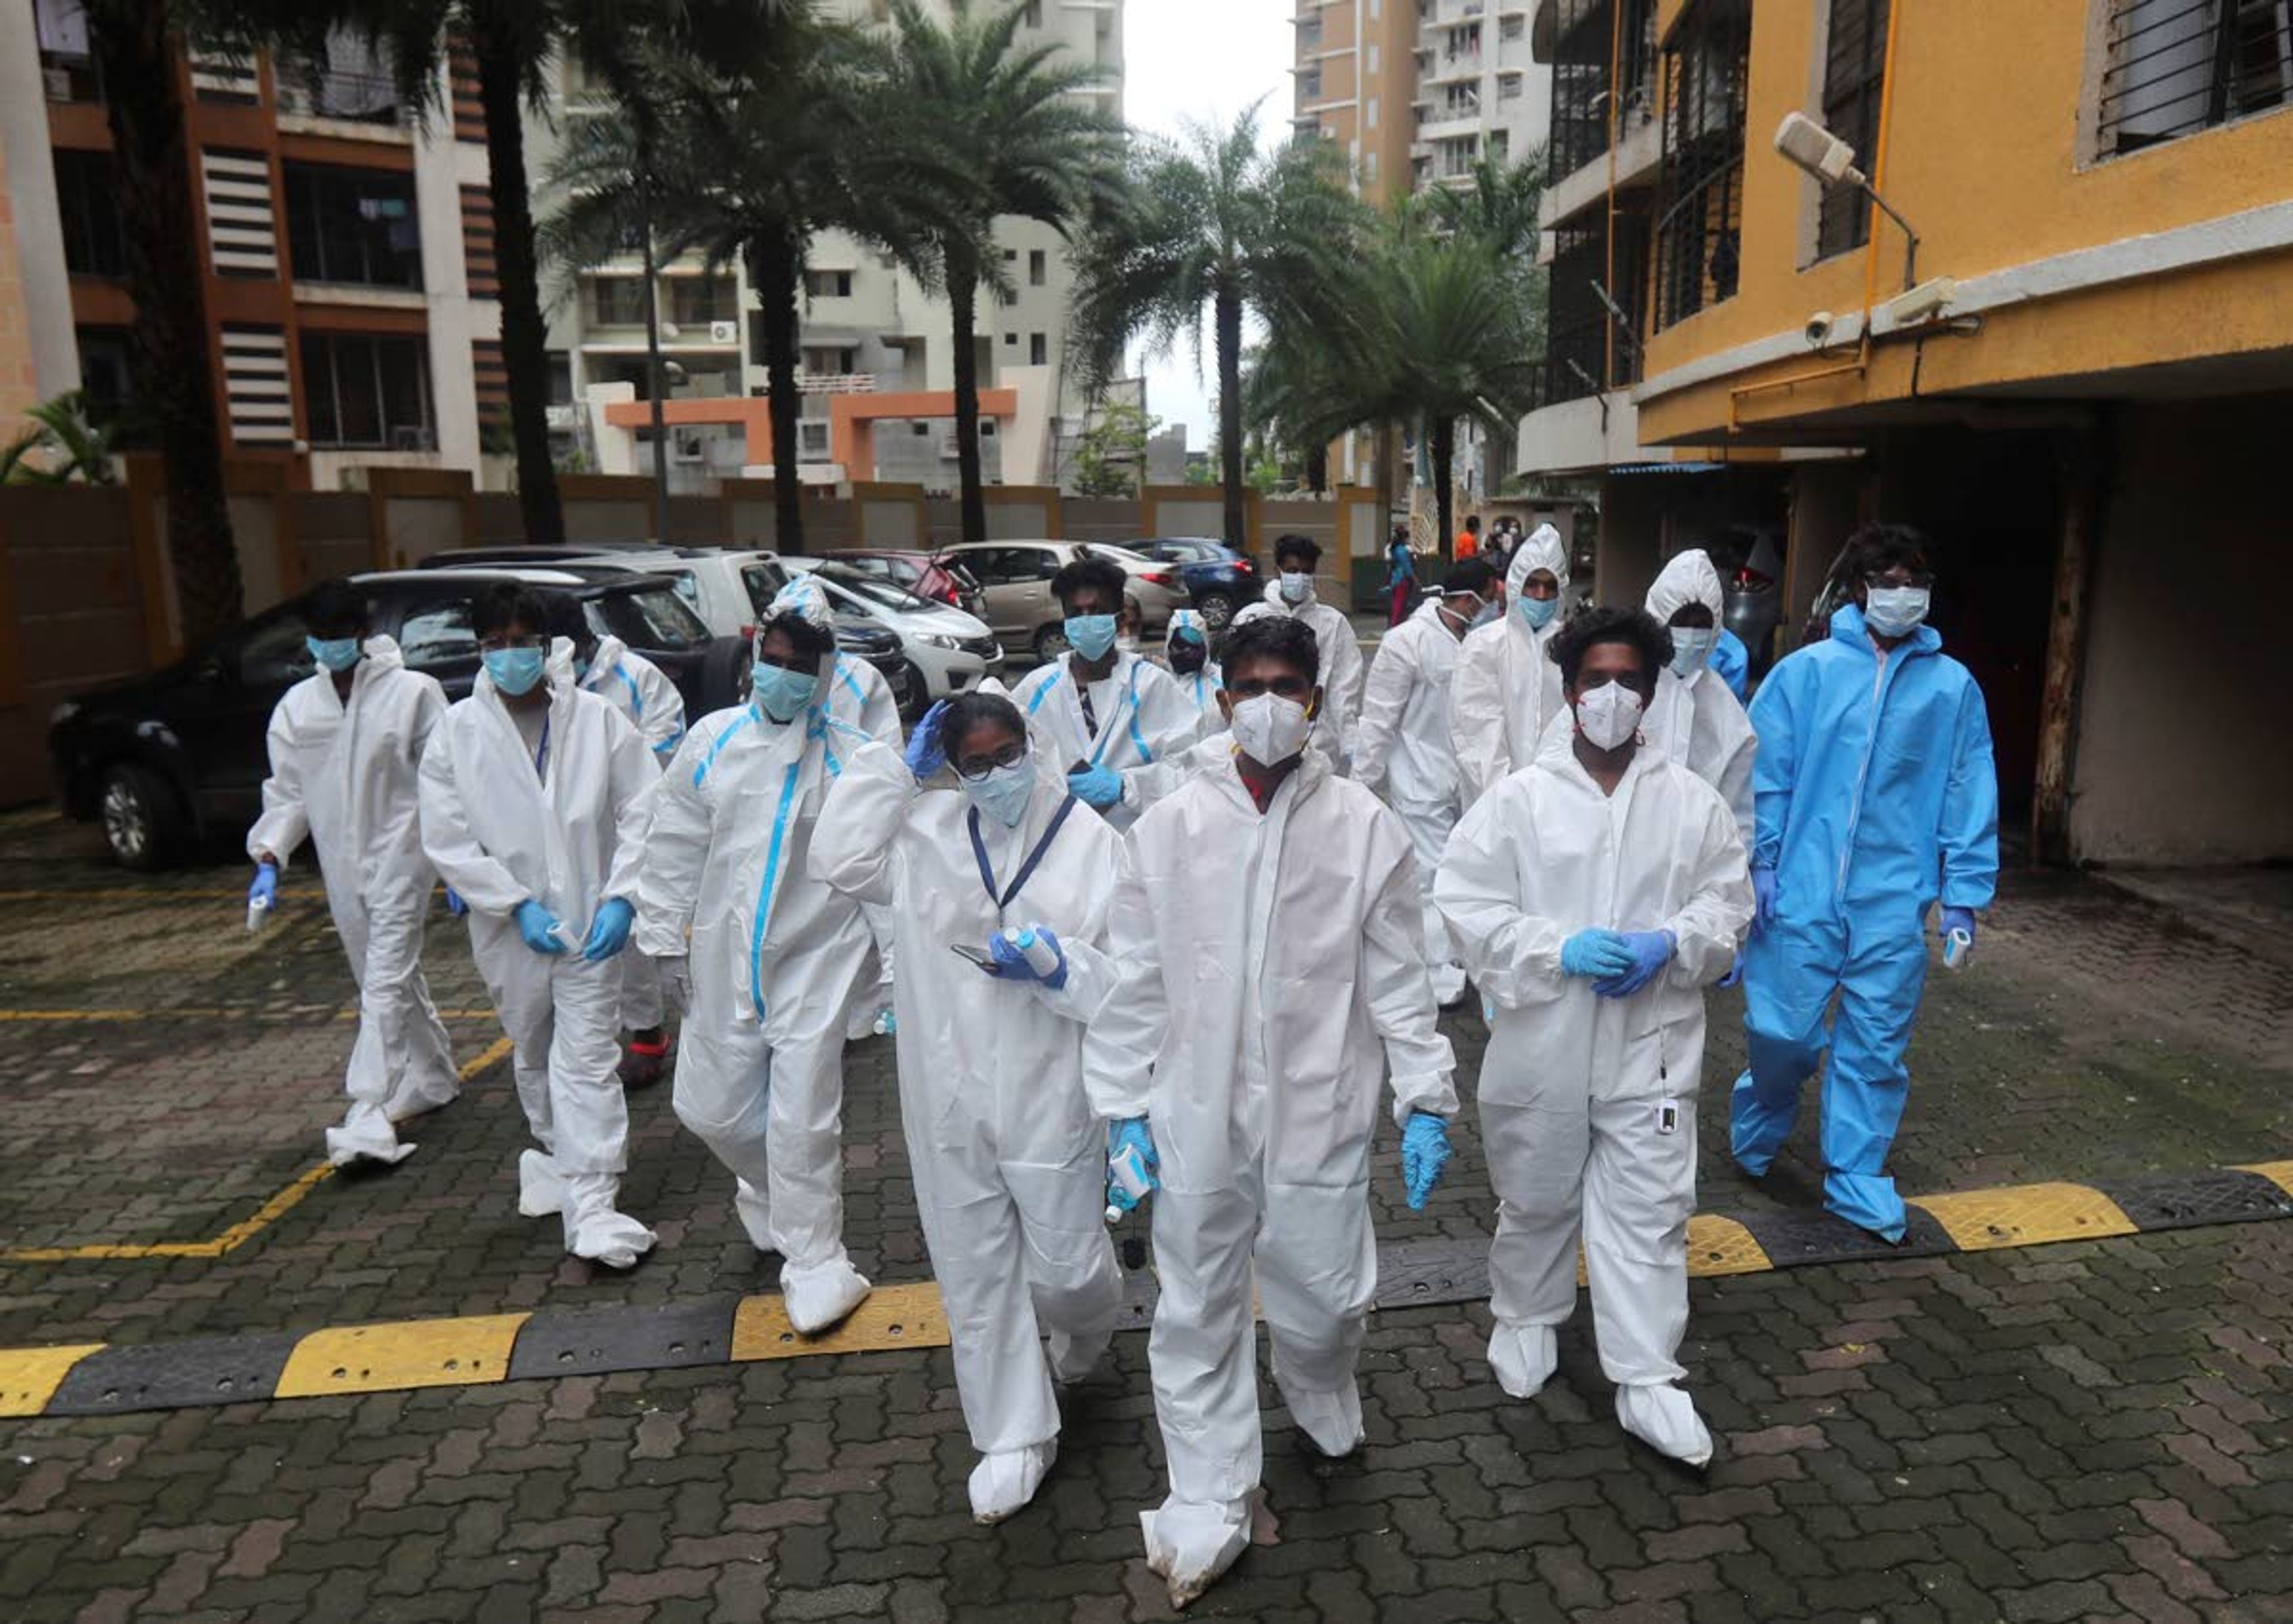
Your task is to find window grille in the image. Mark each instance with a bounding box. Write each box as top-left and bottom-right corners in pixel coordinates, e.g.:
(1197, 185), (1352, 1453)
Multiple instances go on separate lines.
(1653, 0), (1751, 331)
(1816, 0), (1889, 257)
(2098, 0), (2292, 155)
(1547, 0), (1658, 182)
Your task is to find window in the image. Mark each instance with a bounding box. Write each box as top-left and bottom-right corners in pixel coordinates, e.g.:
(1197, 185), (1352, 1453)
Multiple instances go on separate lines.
(283, 164), (422, 288)
(589, 276), (647, 325)
(1548, 0), (1660, 180)
(1021, 0), (1041, 23)
(1299, 66), (1322, 100)
(54, 149), (125, 276)
(804, 269), (853, 298)
(1029, 333), (1047, 365)
(1299, 17), (1323, 49)
(596, 586), (711, 652)
(75, 329), (134, 429)
(1816, 0), (1889, 257)
(546, 352), (573, 405)
(1028, 248), (1046, 287)
(1003, 331), (1018, 345)
(740, 561), (790, 617)
(1489, 130), (1510, 165)
(300, 332), (435, 448)
(797, 421), (831, 459)
(1653, 0), (1751, 331)
(237, 606), (319, 686)
(1501, 13), (1525, 39)
(395, 598), (478, 672)
(1498, 72), (1524, 102)
(803, 346), (857, 376)
(667, 276), (737, 327)
(2098, 0), (2293, 155)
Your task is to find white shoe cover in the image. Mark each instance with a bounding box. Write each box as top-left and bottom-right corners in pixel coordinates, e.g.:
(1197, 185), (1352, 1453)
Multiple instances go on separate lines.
(1278, 1377), (1365, 1458)
(967, 1440), (1055, 1524)
(782, 1257), (872, 1334)
(325, 1101), (416, 1168)
(560, 1173), (656, 1270)
(383, 1074), (460, 1122)
(1617, 1382), (1713, 1468)
(731, 1177), (776, 1253)
(517, 1149), (566, 1217)
(1487, 1321), (1559, 1399)
(1141, 1496), (1252, 1610)
(1431, 962), (1468, 1009)
(1046, 1326), (1111, 1385)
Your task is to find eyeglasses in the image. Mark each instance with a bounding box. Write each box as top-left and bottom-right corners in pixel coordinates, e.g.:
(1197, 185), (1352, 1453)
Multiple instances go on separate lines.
(955, 743), (1026, 780)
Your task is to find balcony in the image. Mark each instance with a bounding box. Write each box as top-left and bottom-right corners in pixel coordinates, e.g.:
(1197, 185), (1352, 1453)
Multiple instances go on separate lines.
(1547, 0), (1658, 186)
(796, 372), (878, 395)
(276, 66), (409, 130)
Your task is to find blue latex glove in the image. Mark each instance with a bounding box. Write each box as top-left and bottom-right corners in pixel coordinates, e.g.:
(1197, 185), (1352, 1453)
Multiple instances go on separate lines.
(1106, 1116), (1160, 1214)
(905, 699), (949, 783)
(581, 897), (635, 962)
(1939, 906), (1977, 947)
(1594, 929), (1677, 998)
(247, 863), (279, 909)
(1715, 949), (1744, 990)
(1751, 865), (1778, 933)
(515, 899), (567, 955)
(987, 927), (1069, 990)
(1400, 1111), (1452, 1210)
(444, 887), (467, 918)
(1068, 764), (1124, 810)
(1560, 928), (1636, 980)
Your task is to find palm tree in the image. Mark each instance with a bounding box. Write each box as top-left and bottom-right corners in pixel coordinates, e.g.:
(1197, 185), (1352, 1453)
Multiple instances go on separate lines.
(875, 0), (1118, 544)
(541, 8), (962, 553)
(1, 392), (119, 485)
(1408, 149), (1547, 264)
(1068, 104), (1368, 548)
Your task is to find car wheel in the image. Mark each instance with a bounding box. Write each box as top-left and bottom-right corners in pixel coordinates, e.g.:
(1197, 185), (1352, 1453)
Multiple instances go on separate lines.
(98, 764), (182, 872)
(1197, 591), (1237, 629)
(1032, 623), (1069, 662)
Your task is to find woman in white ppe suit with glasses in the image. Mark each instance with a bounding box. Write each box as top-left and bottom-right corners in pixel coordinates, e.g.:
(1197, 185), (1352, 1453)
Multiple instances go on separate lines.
(1436, 607), (1753, 1468)
(1640, 550), (1757, 850)
(1085, 613), (1459, 1609)
(419, 583), (658, 1266)
(810, 691), (1124, 1525)
(636, 580), (900, 1333)
(1451, 522), (1570, 807)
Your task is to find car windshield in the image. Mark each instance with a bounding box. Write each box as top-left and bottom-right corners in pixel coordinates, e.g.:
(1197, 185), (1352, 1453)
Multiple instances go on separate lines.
(811, 564), (936, 613)
(592, 585), (711, 651)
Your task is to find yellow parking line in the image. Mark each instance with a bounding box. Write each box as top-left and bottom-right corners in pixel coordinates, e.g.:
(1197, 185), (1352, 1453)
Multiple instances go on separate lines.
(0, 1035), (512, 1265)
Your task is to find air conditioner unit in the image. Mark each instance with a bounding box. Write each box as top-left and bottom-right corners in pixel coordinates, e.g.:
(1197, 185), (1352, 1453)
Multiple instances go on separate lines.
(709, 320), (739, 345)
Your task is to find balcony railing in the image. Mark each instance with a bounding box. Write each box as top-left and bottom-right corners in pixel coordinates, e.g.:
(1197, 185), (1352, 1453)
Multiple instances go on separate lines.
(276, 66), (408, 126)
(796, 372), (878, 395)
(1547, 0), (1659, 183)
(2098, 0), (2293, 155)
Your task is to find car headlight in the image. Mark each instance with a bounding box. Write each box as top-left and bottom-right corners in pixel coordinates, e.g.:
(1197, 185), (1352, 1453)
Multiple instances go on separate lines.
(915, 632), (963, 651)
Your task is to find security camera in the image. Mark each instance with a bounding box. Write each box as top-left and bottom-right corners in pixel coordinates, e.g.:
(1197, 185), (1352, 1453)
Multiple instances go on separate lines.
(1804, 310), (1837, 348)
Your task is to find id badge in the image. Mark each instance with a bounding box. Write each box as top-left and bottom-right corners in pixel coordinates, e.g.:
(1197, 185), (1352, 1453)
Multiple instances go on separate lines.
(1656, 1100), (1680, 1136)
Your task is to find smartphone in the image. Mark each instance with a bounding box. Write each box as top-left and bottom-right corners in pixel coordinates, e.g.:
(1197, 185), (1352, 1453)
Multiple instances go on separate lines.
(949, 943), (997, 972)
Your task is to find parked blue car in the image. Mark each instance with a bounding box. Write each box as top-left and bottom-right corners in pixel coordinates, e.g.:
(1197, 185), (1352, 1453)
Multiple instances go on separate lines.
(1132, 537), (1263, 629)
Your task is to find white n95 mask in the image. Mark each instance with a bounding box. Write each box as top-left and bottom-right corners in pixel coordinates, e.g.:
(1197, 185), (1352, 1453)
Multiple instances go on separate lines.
(1229, 693), (1311, 766)
(1574, 682), (1643, 750)
(1863, 585), (1931, 636)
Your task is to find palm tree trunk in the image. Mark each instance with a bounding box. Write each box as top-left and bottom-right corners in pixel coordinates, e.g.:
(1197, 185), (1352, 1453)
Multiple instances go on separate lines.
(640, 216), (669, 537)
(749, 237), (806, 555)
(472, 14), (564, 545)
(949, 248), (988, 544)
(87, 0), (240, 644)
(1431, 416), (1455, 561)
(1215, 286), (1244, 547)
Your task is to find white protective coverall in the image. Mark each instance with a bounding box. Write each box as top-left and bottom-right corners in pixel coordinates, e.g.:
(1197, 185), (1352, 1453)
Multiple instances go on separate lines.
(1641, 551), (1757, 849)
(1008, 648), (1198, 832)
(636, 648), (900, 1331)
(248, 635), (458, 1167)
(810, 742), (1124, 1517)
(1353, 597), (1473, 1006)
(1260, 577), (1364, 768)
(1451, 524), (1570, 807)
(1084, 749), (1458, 1599)
(578, 635), (688, 1034)
(418, 646), (657, 1265)
(1435, 728), (1752, 1456)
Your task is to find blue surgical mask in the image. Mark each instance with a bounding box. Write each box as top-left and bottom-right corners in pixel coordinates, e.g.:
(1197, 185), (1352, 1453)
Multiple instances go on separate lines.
(484, 647), (546, 696)
(1517, 595), (1560, 630)
(1464, 595), (1501, 630)
(751, 663), (817, 722)
(1278, 571), (1313, 605)
(1065, 614), (1118, 660)
(1669, 626), (1717, 677)
(306, 635), (361, 673)
(1862, 585), (1931, 637)
(964, 757), (1035, 827)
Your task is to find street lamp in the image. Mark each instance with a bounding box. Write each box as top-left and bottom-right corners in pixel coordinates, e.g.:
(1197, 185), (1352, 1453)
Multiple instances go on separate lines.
(1772, 110), (1921, 293)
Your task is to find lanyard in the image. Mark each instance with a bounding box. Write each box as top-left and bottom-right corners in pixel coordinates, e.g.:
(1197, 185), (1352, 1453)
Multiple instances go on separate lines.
(968, 795), (1078, 918)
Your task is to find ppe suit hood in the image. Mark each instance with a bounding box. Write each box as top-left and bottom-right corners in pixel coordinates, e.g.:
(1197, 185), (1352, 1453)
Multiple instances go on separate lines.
(358, 633), (408, 676)
(1645, 550), (1723, 628)
(586, 633), (629, 676)
(1508, 524), (1568, 596)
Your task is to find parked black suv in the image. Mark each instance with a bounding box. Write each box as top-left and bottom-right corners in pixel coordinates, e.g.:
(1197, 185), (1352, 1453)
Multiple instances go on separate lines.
(48, 568), (746, 870)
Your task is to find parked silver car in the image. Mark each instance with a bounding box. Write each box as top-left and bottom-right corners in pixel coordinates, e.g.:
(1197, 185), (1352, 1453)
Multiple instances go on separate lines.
(939, 540), (1186, 661)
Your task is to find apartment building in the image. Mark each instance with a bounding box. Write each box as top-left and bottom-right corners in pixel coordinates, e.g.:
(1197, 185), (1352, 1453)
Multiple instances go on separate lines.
(549, 0), (1124, 492)
(4, 1), (506, 490)
(1513, 0), (2293, 868)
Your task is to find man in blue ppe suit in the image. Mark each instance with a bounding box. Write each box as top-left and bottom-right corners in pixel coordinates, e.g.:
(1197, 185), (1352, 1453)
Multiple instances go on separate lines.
(1729, 524), (1999, 1241)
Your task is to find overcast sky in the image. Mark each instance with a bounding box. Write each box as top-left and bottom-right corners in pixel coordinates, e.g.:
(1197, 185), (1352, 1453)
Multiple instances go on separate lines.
(1119, 1), (1294, 447)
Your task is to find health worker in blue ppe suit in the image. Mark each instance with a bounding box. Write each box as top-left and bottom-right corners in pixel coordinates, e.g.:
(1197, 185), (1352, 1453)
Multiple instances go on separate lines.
(1729, 524), (1999, 1242)
(635, 580), (903, 1332)
(1710, 628), (1751, 702)
(1009, 553), (1197, 832)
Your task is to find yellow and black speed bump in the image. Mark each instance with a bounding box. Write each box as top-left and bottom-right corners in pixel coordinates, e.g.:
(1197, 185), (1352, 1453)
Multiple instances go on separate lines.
(3, 1162), (2289, 1420)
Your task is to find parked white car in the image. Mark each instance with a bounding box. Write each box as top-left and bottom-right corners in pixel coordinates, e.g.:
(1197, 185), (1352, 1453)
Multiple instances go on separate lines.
(782, 558), (1004, 706)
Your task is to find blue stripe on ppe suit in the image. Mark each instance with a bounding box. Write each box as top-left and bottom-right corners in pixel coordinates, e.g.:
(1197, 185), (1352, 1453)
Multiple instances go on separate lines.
(1729, 602), (1999, 1241)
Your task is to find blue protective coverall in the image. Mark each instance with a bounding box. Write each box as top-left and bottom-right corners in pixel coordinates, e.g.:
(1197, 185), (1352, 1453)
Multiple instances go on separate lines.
(1728, 602), (1998, 1239)
(1710, 628), (1750, 702)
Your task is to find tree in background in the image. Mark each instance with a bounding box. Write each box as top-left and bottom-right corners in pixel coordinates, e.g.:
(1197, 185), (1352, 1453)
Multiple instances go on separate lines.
(1068, 103), (1369, 548)
(876, 0), (1118, 544)
(1066, 401), (1154, 499)
(1, 393), (119, 485)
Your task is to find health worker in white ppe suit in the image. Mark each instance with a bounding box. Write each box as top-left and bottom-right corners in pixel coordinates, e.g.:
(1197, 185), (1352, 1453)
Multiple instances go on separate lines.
(1083, 613), (1459, 1609)
(1640, 549), (1757, 851)
(1352, 556), (1502, 1009)
(1436, 606), (1754, 1467)
(247, 577), (459, 1168)
(810, 691), (1124, 1525)
(1008, 552), (1197, 832)
(1452, 522), (1570, 807)
(418, 583), (657, 1266)
(543, 592), (688, 1088)
(1263, 533), (1364, 770)
(1158, 608), (1226, 745)
(636, 580), (900, 1332)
